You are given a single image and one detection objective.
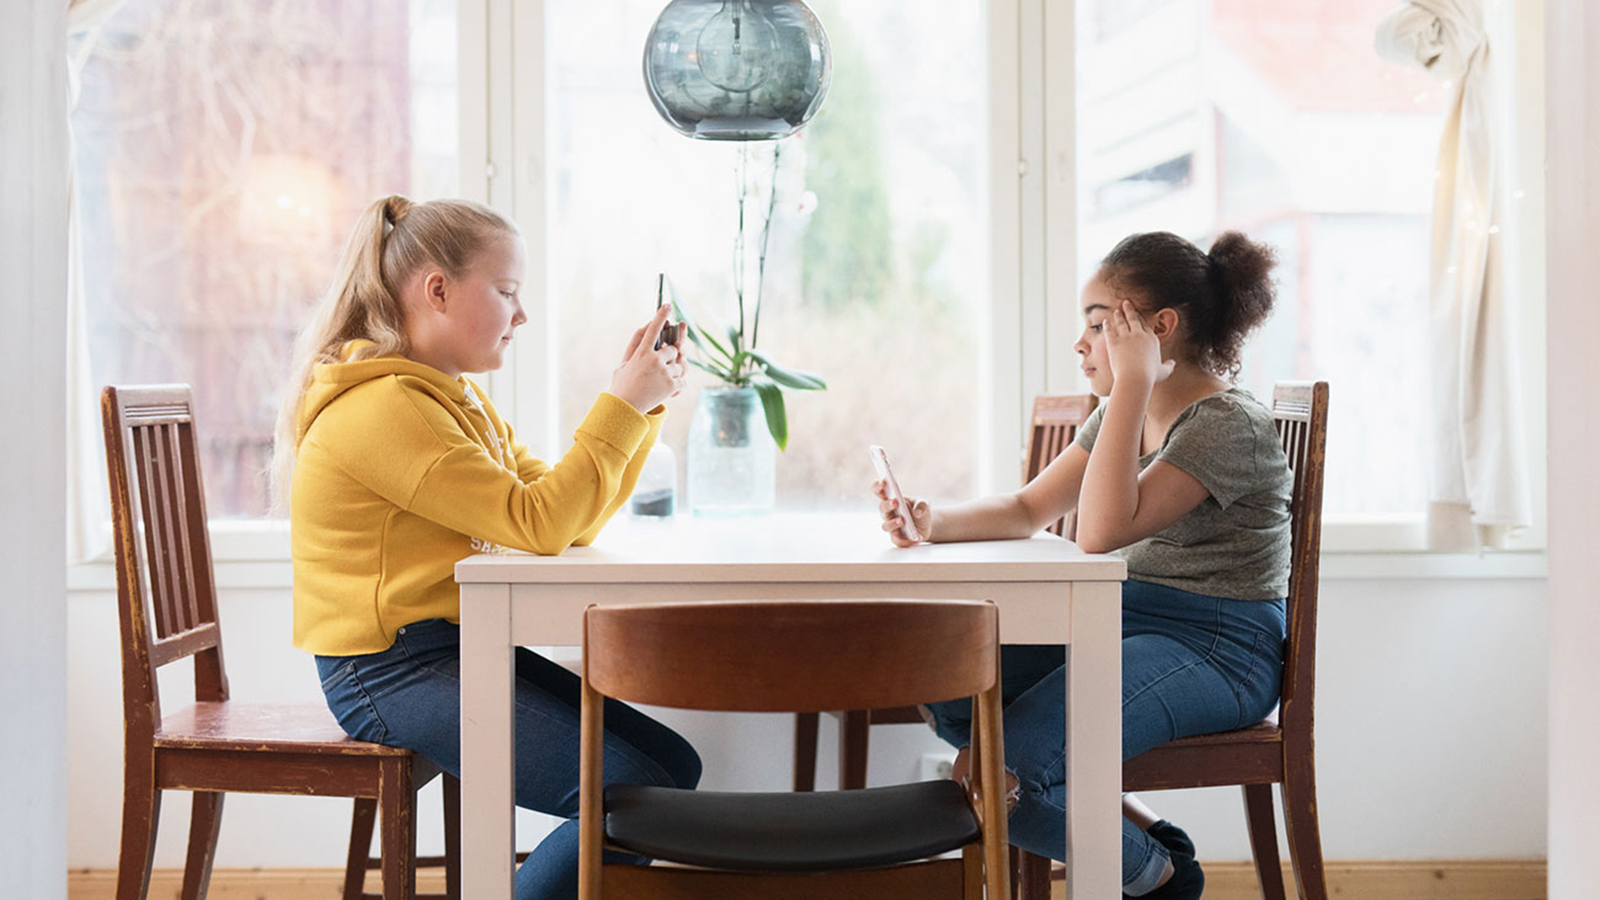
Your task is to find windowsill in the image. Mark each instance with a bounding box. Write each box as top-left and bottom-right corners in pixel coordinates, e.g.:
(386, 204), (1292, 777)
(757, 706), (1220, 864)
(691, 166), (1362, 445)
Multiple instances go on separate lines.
(65, 516), (1549, 592)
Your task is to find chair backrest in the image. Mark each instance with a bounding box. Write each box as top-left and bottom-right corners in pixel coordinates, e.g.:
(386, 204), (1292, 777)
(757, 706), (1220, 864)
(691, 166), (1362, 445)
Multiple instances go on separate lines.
(1269, 381), (1329, 739)
(102, 384), (229, 739)
(583, 600), (998, 713)
(1022, 394), (1098, 538)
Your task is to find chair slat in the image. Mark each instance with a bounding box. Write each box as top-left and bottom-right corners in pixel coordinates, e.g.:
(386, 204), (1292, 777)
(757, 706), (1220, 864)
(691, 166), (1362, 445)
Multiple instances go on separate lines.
(176, 421), (220, 625)
(1022, 395), (1098, 540)
(150, 422), (190, 636)
(131, 425), (174, 639)
(154, 423), (188, 634)
(167, 422), (204, 633)
(149, 623), (223, 669)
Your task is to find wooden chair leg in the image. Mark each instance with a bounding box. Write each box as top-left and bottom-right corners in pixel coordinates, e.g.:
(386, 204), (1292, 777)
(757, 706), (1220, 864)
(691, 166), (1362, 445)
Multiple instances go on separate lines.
(839, 709), (871, 790)
(442, 774), (462, 900)
(378, 758), (418, 900)
(1007, 846), (1019, 900)
(344, 797), (379, 900)
(116, 778), (161, 900)
(1011, 848), (1051, 900)
(793, 712), (820, 792)
(1282, 770), (1329, 900)
(1242, 784), (1287, 900)
(962, 843), (983, 900)
(179, 791), (224, 900)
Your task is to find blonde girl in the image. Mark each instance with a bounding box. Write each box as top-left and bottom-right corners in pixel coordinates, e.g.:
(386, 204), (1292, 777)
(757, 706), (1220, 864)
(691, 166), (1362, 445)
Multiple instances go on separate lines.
(276, 195), (700, 900)
(876, 231), (1290, 900)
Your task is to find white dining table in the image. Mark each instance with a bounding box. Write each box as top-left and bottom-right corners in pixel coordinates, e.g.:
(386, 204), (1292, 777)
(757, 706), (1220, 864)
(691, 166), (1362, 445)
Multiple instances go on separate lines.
(455, 512), (1126, 898)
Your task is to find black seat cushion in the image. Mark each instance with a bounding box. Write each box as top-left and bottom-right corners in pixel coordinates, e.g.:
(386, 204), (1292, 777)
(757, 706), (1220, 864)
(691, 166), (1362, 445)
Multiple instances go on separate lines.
(603, 780), (981, 872)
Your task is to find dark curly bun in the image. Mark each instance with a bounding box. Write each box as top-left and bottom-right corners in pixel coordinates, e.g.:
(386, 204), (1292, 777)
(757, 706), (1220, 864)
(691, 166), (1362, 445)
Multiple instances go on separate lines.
(1098, 230), (1278, 379)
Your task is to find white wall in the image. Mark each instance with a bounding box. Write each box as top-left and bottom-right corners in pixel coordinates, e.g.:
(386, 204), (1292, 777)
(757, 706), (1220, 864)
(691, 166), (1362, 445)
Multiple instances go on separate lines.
(1543, 0), (1600, 896)
(1, 1), (69, 896)
(64, 568), (1548, 867)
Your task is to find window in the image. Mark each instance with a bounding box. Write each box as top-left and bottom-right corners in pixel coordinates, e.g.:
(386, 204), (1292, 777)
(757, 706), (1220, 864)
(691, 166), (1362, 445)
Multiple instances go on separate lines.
(1075, 0), (1450, 518)
(72, 0), (459, 518)
(544, 0), (990, 510)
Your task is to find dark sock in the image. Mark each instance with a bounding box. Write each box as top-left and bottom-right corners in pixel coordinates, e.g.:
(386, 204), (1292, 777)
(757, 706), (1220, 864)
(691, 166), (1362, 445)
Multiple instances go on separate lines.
(1139, 849), (1204, 900)
(1123, 822), (1200, 899)
(1147, 819), (1196, 857)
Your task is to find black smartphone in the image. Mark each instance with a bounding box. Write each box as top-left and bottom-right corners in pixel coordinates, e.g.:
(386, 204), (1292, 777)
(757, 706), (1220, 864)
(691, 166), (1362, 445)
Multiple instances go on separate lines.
(654, 273), (681, 350)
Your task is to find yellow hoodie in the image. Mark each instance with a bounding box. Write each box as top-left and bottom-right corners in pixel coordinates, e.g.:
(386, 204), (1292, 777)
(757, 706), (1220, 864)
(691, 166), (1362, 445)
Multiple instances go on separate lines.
(290, 342), (661, 655)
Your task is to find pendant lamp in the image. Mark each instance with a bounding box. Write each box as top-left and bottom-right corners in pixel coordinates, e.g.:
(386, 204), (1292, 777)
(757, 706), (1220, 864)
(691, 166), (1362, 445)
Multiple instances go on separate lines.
(643, 0), (831, 141)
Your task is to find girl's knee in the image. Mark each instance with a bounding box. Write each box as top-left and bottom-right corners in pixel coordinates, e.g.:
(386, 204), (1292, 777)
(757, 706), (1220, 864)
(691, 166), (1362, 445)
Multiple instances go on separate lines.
(923, 698), (973, 747)
(671, 745), (703, 790)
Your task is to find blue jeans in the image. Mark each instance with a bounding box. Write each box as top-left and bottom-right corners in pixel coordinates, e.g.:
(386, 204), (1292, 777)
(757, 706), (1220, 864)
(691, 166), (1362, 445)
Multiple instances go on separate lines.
(924, 580), (1285, 896)
(314, 618), (702, 900)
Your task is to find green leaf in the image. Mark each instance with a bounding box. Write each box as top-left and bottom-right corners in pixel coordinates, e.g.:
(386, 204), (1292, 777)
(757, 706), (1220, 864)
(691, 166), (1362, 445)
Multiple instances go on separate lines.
(751, 378), (788, 451)
(685, 358), (730, 380)
(672, 302), (734, 366)
(749, 350), (827, 390)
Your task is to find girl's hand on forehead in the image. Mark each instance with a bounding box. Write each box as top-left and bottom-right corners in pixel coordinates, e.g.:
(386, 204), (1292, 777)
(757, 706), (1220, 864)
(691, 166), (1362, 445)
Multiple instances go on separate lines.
(1104, 300), (1175, 389)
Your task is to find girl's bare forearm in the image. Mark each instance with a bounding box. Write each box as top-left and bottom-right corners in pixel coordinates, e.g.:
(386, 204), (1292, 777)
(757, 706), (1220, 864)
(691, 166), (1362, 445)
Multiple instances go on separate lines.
(1076, 385), (1149, 551)
(927, 493), (1038, 543)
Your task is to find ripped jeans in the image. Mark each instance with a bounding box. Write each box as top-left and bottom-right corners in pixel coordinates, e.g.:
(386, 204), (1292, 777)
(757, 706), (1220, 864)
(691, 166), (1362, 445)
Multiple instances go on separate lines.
(315, 618), (702, 900)
(923, 580), (1284, 896)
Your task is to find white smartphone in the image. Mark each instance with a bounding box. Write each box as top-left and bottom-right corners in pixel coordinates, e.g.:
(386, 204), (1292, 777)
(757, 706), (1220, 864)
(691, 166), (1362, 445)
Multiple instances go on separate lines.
(869, 444), (922, 543)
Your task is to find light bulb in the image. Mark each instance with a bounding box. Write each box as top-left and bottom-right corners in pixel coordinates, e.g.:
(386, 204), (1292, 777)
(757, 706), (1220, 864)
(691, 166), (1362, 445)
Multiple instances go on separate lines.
(696, 0), (779, 93)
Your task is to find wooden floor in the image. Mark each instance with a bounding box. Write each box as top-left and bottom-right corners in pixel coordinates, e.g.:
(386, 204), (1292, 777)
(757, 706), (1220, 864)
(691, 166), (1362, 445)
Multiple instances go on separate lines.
(69, 859), (1547, 899)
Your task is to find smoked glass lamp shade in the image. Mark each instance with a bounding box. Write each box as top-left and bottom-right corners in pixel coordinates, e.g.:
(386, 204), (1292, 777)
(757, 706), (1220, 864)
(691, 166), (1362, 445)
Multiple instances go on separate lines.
(643, 0), (831, 141)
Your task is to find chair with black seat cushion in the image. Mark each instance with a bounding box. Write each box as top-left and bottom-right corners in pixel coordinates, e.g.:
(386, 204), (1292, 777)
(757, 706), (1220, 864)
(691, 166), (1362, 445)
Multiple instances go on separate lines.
(103, 384), (461, 900)
(791, 393), (1099, 798)
(578, 600), (1011, 900)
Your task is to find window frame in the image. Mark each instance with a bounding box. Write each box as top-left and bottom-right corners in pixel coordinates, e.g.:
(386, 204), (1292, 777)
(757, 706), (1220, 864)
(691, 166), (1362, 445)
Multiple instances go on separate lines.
(68, 0), (1548, 572)
(1042, 0), (1548, 556)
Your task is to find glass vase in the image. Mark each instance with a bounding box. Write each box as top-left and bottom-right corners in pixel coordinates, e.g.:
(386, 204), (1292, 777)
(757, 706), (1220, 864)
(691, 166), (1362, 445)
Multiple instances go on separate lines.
(629, 442), (677, 518)
(687, 385), (775, 517)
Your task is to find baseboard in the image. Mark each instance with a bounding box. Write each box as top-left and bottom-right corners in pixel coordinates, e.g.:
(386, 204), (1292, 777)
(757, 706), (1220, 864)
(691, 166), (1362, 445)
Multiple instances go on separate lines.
(69, 859), (1547, 900)
(68, 867), (452, 899)
(1068, 859), (1547, 900)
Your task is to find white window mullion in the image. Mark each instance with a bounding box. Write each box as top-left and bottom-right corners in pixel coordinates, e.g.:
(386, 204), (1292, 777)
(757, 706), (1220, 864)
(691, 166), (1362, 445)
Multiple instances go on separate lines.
(985, 0), (1025, 494)
(458, 0), (492, 205)
(508, 0), (558, 456)
(480, 0), (519, 437)
(1044, 0), (1083, 396)
(479, 0), (557, 454)
(1019, 0), (1049, 417)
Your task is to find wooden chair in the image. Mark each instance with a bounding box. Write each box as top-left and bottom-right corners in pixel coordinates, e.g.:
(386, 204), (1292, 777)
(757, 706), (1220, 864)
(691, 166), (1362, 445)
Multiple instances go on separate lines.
(1016, 380), (1332, 900)
(578, 600), (1012, 900)
(791, 393), (1098, 796)
(102, 384), (461, 900)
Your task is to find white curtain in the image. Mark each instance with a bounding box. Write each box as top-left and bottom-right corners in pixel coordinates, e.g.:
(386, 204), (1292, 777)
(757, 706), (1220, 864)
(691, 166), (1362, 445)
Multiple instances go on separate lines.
(65, 0), (127, 564)
(1375, 0), (1530, 550)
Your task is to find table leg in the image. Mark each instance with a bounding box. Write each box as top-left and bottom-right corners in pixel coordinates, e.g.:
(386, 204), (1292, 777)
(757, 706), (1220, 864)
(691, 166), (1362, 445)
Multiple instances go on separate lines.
(461, 583), (516, 900)
(1065, 581), (1122, 900)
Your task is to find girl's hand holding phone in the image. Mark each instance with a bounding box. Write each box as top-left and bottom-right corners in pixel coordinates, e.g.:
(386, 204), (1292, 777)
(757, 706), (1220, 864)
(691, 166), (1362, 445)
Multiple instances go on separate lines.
(872, 478), (931, 548)
(610, 304), (686, 411)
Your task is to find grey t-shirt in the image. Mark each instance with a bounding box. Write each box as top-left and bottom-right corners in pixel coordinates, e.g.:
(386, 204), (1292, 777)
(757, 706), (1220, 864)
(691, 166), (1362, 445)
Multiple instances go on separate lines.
(1074, 387), (1291, 600)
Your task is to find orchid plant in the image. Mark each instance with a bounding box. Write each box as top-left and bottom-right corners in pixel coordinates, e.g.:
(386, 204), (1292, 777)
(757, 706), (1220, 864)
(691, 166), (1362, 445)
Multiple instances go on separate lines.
(673, 142), (826, 451)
